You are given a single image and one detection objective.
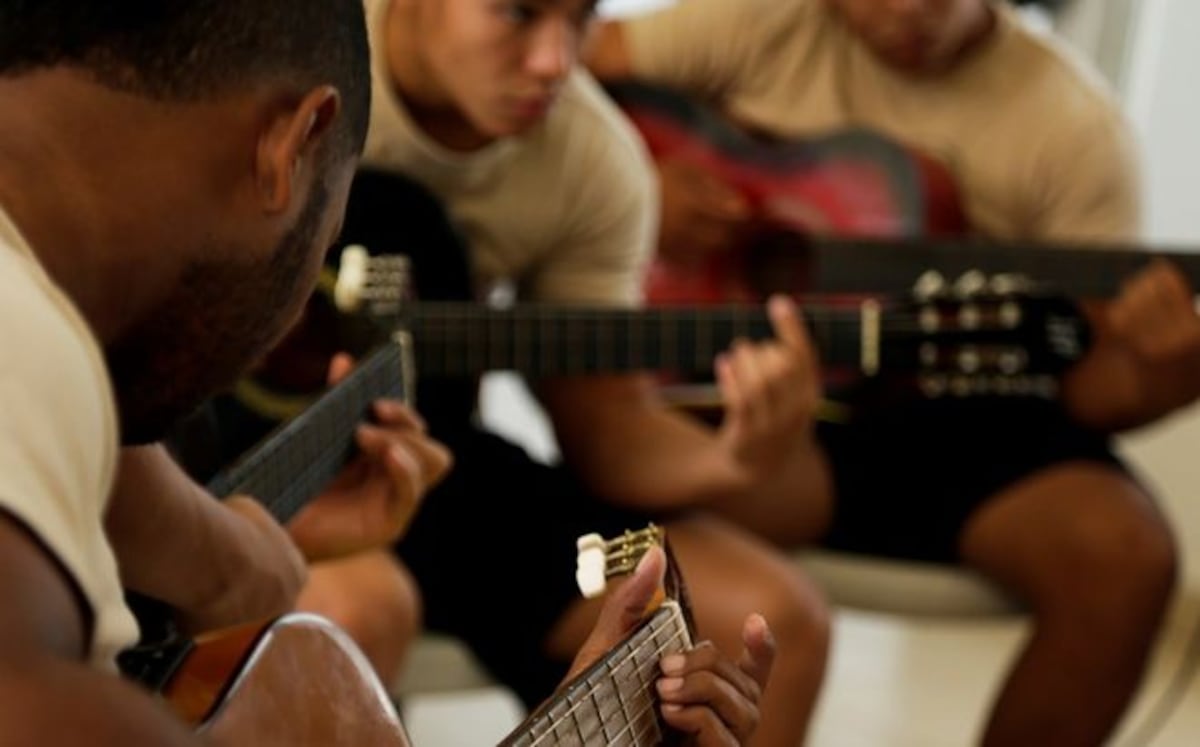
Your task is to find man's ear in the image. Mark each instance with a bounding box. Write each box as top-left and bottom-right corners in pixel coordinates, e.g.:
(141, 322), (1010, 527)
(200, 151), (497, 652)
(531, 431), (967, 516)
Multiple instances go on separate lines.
(255, 86), (343, 214)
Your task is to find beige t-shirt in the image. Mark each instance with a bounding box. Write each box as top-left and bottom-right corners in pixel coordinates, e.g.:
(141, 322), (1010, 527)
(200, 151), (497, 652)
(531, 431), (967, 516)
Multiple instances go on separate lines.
(623, 0), (1140, 242)
(362, 0), (657, 305)
(0, 207), (139, 670)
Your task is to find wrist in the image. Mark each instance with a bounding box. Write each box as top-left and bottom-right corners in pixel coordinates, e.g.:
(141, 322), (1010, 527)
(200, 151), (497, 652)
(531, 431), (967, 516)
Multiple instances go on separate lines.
(181, 496), (306, 633)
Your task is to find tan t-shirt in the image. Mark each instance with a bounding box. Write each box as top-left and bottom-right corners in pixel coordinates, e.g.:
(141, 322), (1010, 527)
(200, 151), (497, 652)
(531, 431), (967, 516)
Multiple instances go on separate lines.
(362, 0), (657, 305)
(0, 207), (139, 670)
(623, 0), (1140, 242)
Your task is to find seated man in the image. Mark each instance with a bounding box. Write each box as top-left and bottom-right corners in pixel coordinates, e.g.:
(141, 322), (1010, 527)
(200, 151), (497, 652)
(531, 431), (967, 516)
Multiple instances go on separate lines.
(0, 1), (773, 744)
(588, 0), (1197, 744)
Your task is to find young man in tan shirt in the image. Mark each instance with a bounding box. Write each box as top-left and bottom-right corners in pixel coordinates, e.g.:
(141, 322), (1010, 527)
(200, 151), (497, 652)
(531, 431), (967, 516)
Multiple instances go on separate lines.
(589, 0), (1200, 743)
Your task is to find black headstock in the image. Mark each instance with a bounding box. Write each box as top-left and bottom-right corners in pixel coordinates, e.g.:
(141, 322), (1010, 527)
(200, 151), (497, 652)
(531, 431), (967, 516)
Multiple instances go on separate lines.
(882, 270), (1090, 398)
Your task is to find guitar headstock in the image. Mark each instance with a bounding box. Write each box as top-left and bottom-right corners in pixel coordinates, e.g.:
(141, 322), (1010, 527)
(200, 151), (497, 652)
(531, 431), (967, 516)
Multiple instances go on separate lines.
(575, 524), (666, 599)
(885, 270), (1091, 398)
(501, 524), (695, 746)
(333, 245), (412, 319)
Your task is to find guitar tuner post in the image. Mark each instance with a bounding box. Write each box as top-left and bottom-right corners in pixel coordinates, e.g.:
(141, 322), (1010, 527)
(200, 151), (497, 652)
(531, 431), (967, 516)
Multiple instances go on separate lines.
(953, 270), (989, 298)
(999, 301), (1023, 329)
(575, 524), (664, 599)
(956, 347), (982, 374)
(913, 270), (948, 301)
(957, 304), (982, 330)
(919, 307), (941, 333)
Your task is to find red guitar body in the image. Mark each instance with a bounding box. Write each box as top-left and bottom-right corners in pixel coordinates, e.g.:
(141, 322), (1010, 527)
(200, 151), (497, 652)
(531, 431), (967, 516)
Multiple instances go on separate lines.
(605, 81), (968, 305)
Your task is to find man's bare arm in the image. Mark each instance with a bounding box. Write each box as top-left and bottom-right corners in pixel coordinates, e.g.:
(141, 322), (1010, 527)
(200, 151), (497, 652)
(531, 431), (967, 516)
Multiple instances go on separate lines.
(0, 514), (200, 745)
(106, 445), (305, 634)
(583, 21), (634, 80)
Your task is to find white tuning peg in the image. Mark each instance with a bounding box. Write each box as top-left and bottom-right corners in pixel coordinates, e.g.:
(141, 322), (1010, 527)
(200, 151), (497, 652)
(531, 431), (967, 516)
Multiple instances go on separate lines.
(988, 273), (1034, 296)
(334, 245), (370, 313)
(913, 271), (947, 301)
(953, 270), (989, 298)
(576, 533), (608, 599)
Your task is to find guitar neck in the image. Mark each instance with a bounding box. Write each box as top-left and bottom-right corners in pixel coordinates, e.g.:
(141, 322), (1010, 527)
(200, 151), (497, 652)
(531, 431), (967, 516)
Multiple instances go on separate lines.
(406, 303), (872, 378)
(807, 236), (1200, 297)
(500, 601), (693, 747)
(205, 343), (406, 524)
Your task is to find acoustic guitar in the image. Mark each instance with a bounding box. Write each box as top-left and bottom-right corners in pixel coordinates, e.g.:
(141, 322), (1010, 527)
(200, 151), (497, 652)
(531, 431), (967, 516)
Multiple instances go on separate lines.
(326, 169), (1087, 407)
(334, 242), (1087, 402)
(121, 343), (414, 744)
(129, 352), (698, 745)
(604, 82), (1200, 302)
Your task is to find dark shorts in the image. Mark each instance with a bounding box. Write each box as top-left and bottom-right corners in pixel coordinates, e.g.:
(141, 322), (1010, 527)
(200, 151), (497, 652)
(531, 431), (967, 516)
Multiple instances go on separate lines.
(817, 395), (1131, 564)
(395, 425), (655, 708)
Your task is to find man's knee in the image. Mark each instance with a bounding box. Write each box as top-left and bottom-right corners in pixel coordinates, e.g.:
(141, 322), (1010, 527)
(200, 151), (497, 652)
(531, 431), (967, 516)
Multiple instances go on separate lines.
(300, 554), (424, 648)
(1032, 478), (1178, 615)
(712, 562), (831, 669)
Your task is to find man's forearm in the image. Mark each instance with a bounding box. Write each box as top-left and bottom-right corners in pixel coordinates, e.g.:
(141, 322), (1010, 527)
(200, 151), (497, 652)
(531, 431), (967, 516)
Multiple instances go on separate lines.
(542, 375), (827, 518)
(0, 660), (201, 746)
(106, 445), (304, 633)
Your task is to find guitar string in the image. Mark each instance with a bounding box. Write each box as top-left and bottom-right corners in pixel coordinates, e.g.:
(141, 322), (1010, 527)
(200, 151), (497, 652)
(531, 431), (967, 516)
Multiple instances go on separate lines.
(524, 624), (685, 746)
(526, 628), (686, 747)
(587, 632), (693, 747)
(526, 625), (689, 747)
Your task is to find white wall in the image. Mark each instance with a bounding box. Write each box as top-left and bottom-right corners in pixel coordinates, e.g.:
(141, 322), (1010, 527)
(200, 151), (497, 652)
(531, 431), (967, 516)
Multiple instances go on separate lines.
(1122, 0), (1200, 245)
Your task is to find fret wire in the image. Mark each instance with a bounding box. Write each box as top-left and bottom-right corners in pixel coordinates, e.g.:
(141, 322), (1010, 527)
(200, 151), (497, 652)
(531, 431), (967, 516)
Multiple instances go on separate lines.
(589, 676), (611, 744)
(569, 310), (581, 374)
(598, 314), (610, 371)
(208, 345), (402, 522)
(516, 308), (529, 374)
(582, 629), (689, 747)
(526, 623), (689, 747)
(571, 691), (588, 747)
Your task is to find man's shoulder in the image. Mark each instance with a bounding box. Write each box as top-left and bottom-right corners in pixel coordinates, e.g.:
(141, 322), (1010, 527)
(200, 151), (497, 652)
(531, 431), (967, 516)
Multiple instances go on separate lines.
(543, 69), (652, 170)
(0, 240), (112, 414)
(992, 5), (1123, 121)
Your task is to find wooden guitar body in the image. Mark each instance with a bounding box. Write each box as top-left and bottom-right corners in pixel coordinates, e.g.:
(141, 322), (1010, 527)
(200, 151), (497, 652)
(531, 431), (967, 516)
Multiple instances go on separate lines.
(165, 613), (410, 746)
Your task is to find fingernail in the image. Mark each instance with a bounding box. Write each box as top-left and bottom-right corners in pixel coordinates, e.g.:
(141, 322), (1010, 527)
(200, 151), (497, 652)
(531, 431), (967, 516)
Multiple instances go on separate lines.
(660, 654), (685, 675)
(769, 294), (795, 317)
(661, 703), (683, 714)
(635, 545), (658, 574)
(389, 444), (411, 466)
(657, 677), (683, 695)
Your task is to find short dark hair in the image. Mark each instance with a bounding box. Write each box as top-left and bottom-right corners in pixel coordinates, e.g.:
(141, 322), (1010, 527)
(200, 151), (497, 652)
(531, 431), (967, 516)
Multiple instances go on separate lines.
(0, 0), (371, 158)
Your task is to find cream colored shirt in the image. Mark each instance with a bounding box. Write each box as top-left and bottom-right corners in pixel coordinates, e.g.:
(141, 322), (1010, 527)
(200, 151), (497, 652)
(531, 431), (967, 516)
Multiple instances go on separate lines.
(0, 207), (139, 670)
(624, 0), (1140, 242)
(362, 0), (657, 305)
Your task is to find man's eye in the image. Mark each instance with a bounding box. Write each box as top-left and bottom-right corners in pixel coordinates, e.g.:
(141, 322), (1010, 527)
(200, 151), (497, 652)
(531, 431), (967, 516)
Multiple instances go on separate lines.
(502, 2), (539, 24)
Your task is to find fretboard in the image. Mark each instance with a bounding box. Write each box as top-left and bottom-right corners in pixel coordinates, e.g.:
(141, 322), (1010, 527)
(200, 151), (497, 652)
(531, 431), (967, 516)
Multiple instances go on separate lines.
(501, 600), (693, 747)
(205, 343), (406, 524)
(405, 303), (872, 378)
